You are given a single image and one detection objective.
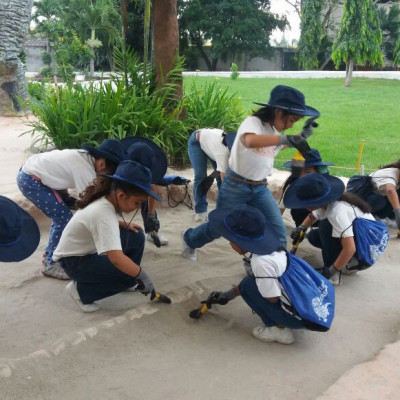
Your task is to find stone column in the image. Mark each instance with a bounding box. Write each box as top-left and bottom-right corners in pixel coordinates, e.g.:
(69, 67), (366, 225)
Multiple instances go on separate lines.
(0, 0), (33, 114)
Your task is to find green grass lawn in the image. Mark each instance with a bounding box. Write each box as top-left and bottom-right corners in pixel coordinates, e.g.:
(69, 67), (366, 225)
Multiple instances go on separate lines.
(183, 76), (400, 177)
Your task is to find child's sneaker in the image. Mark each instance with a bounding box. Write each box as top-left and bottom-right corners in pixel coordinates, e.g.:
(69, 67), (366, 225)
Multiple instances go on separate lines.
(329, 270), (343, 286)
(181, 232), (197, 261)
(341, 257), (359, 275)
(194, 212), (208, 223)
(66, 281), (100, 313)
(42, 261), (70, 280)
(252, 325), (294, 345)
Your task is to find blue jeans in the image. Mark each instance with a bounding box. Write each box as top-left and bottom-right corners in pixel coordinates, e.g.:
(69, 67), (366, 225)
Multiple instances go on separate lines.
(60, 228), (145, 304)
(239, 276), (304, 329)
(184, 168), (287, 249)
(188, 130), (218, 214)
(307, 219), (342, 267)
(17, 170), (73, 264)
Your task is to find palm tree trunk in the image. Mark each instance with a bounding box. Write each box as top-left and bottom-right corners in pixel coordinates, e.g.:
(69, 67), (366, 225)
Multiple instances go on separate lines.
(153, 0), (180, 92)
(0, 0), (33, 114)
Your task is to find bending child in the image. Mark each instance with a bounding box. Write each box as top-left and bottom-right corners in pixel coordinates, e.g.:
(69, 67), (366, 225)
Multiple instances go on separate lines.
(17, 139), (126, 279)
(182, 85), (319, 261)
(283, 173), (375, 286)
(205, 204), (306, 345)
(52, 160), (160, 313)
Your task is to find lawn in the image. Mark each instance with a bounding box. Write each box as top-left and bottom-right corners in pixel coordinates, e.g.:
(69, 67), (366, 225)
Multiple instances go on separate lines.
(183, 76), (400, 177)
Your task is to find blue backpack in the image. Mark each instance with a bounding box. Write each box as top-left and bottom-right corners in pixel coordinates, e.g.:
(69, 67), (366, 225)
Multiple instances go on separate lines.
(352, 217), (389, 269)
(254, 251), (335, 332)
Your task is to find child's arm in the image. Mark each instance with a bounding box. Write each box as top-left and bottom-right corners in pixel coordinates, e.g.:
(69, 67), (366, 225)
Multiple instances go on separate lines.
(242, 133), (281, 148)
(333, 236), (357, 270)
(107, 250), (141, 277)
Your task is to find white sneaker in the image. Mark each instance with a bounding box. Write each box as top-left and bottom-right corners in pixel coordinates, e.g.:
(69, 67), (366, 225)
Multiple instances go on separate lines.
(42, 261), (70, 281)
(66, 281), (100, 313)
(329, 270), (343, 286)
(341, 257), (359, 275)
(194, 212), (208, 223)
(146, 231), (169, 246)
(252, 325), (294, 345)
(181, 232), (197, 261)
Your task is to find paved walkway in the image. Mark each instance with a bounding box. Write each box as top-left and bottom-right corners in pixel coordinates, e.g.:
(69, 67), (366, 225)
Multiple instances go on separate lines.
(1, 116), (400, 399)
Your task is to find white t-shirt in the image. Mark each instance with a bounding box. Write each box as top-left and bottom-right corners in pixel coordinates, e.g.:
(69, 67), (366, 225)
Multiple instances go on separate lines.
(251, 251), (287, 298)
(229, 116), (283, 181)
(312, 201), (375, 238)
(22, 149), (96, 194)
(370, 168), (399, 195)
(198, 128), (230, 173)
(53, 197), (122, 261)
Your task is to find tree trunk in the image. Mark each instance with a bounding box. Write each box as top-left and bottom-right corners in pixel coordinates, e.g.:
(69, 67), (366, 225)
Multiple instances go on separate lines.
(0, 0), (33, 114)
(153, 0), (181, 97)
(345, 56), (354, 87)
(89, 29), (95, 77)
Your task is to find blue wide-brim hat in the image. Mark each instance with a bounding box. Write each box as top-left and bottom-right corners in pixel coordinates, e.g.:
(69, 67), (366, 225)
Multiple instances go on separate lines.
(121, 136), (167, 184)
(99, 160), (161, 201)
(283, 149), (334, 169)
(225, 132), (237, 150)
(253, 85), (320, 117)
(208, 204), (280, 255)
(82, 138), (126, 164)
(283, 173), (344, 209)
(0, 196), (40, 262)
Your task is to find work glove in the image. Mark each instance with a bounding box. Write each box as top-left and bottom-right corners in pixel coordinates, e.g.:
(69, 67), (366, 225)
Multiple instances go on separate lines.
(207, 288), (237, 305)
(147, 213), (160, 233)
(280, 135), (311, 156)
(300, 117), (319, 139)
(290, 225), (307, 245)
(135, 268), (154, 295)
(394, 208), (400, 230)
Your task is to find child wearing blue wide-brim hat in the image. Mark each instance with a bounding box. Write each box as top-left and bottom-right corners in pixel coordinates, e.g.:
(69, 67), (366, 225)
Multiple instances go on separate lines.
(17, 138), (126, 280)
(53, 160), (162, 313)
(206, 204), (306, 345)
(283, 173), (376, 286)
(182, 85), (320, 262)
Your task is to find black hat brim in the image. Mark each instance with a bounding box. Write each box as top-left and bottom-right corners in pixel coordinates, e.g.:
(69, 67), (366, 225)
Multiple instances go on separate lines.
(121, 136), (167, 184)
(0, 208), (40, 262)
(81, 145), (123, 164)
(98, 173), (162, 202)
(253, 102), (320, 118)
(208, 208), (280, 255)
(283, 175), (345, 209)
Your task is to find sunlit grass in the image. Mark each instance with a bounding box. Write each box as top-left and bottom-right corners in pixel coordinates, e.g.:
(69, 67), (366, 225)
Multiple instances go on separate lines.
(183, 76), (400, 176)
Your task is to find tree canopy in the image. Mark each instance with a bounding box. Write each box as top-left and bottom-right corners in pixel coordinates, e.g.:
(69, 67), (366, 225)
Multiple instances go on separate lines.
(332, 0), (383, 86)
(296, 0), (324, 69)
(179, 0), (287, 71)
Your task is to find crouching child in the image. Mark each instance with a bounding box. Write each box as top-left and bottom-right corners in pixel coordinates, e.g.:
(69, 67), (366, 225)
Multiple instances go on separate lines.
(205, 204), (335, 345)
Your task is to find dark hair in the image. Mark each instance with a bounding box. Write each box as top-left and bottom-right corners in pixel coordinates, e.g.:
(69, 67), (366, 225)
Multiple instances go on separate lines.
(252, 106), (292, 123)
(102, 159), (119, 174)
(340, 192), (372, 214)
(379, 158), (400, 170)
(77, 176), (148, 209)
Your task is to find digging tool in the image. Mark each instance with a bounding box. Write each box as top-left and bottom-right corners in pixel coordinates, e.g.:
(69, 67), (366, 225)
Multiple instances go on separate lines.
(290, 230), (305, 255)
(150, 289), (171, 304)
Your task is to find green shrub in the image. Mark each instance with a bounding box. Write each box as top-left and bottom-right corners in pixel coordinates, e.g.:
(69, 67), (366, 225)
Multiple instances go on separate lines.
(41, 51), (52, 66)
(27, 81), (52, 102)
(230, 62), (239, 80)
(184, 80), (244, 131)
(39, 65), (54, 79)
